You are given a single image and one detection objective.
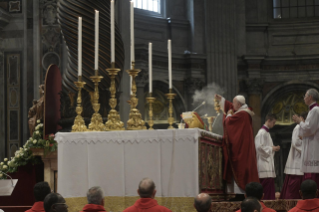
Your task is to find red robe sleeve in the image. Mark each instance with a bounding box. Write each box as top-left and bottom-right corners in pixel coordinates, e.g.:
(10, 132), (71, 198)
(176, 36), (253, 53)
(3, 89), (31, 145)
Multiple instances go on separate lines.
(223, 111), (259, 190)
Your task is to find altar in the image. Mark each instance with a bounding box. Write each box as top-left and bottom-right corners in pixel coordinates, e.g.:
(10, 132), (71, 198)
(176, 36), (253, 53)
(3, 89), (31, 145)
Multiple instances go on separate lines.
(55, 128), (224, 212)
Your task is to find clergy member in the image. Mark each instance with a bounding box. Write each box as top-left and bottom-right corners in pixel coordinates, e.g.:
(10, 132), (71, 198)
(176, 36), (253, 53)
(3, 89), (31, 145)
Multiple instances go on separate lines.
(255, 114), (279, 200)
(194, 193), (212, 212)
(215, 94), (259, 194)
(281, 112), (308, 199)
(288, 180), (319, 212)
(292, 88), (319, 186)
(80, 186), (106, 212)
(123, 178), (171, 212)
(26, 181), (51, 212)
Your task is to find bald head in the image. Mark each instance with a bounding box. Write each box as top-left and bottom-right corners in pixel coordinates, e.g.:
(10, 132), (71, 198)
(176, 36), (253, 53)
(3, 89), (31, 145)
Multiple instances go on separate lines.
(194, 193), (212, 212)
(138, 178), (156, 198)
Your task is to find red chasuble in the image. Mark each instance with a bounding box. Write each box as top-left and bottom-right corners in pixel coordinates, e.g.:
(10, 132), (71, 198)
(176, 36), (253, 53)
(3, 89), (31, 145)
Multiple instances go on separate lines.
(223, 100), (259, 190)
(288, 199), (319, 212)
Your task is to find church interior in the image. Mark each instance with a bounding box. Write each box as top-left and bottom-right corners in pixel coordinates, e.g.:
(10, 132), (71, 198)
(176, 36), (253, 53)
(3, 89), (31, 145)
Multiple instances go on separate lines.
(0, 0), (319, 211)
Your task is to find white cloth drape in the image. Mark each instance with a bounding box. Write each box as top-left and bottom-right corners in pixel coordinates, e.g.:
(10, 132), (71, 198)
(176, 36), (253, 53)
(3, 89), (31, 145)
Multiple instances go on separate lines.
(255, 127), (276, 178)
(300, 106), (319, 173)
(284, 125), (303, 175)
(56, 129), (222, 198)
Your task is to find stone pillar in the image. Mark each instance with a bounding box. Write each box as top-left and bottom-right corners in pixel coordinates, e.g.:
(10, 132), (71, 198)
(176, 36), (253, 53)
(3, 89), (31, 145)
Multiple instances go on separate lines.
(117, 0), (131, 127)
(205, 0), (239, 100)
(246, 78), (264, 136)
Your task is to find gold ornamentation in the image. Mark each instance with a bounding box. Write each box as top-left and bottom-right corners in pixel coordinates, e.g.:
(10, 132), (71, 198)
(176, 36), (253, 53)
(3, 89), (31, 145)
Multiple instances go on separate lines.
(88, 71), (105, 131)
(146, 93), (156, 130)
(165, 89), (176, 129)
(72, 77), (88, 132)
(105, 63), (125, 131)
(126, 62), (146, 130)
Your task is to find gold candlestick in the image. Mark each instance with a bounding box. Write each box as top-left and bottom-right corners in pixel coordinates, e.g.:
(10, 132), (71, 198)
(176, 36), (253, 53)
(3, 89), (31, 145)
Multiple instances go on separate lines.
(126, 62), (146, 130)
(72, 76), (88, 132)
(105, 63), (125, 131)
(146, 93), (156, 130)
(88, 70), (105, 131)
(165, 89), (177, 129)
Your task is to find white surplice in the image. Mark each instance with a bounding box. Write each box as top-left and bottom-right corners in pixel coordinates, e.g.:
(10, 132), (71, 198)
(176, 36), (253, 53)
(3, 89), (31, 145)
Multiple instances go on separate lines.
(299, 103), (319, 173)
(284, 124), (304, 175)
(255, 126), (276, 178)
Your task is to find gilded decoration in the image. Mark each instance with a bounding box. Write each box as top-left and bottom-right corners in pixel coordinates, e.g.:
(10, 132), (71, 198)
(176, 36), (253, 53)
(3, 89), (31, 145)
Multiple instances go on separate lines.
(270, 93), (309, 125)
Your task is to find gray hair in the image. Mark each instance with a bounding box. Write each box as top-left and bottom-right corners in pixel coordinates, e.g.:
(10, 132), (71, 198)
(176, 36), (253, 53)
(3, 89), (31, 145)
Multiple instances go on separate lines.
(307, 89), (319, 101)
(87, 186), (104, 205)
(138, 178), (155, 198)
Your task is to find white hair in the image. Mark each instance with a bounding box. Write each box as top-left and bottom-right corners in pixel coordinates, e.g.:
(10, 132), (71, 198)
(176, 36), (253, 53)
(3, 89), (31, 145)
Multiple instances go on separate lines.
(87, 186), (104, 205)
(307, 89), (319, 101)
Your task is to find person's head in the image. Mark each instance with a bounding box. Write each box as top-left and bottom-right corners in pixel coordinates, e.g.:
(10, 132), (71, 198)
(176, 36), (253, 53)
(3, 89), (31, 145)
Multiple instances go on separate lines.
(245, 182), (263, 201)
(300, 112), (308, 122)
(300, 179), (318, 199)
(265, 114), (277, 129)
(44, 193), (68, 212)
(233, 95), (245, 111)
(304, 89), (319, 106)
(137, 178), (156, 199)
(87, 186), (104, 206)
(241, 197), (262, 212)
(193, 193), (212, 212)
(275, 192), (280, 200)
(33, 181), (51, 202)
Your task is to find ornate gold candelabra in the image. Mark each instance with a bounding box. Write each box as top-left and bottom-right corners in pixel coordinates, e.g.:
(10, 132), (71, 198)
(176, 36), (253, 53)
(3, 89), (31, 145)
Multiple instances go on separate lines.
(88, 70), (105, 131)
(146, 93), (156, 130)
(165, 89), (177, 129)
(71, 76), (88, 132)
(105, 63), (125, 131)
(214, 97), (221, 115)
(126, 62), (146, 130)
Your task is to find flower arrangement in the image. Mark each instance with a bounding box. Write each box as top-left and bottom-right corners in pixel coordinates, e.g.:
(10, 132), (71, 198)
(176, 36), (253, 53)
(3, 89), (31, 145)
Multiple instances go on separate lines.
(0, 120), (57, 179)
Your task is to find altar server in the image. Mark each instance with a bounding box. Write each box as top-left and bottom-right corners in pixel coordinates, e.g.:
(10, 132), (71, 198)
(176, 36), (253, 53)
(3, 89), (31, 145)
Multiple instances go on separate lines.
(288, 180), (319, 212)
(215, 94), (259, 194)
(26, 181), (51, 212)
(255, 114), (279, 200)
(293, 89), (319, 186)
(123, 178), (171, 212)
(281, 112), (308, 199)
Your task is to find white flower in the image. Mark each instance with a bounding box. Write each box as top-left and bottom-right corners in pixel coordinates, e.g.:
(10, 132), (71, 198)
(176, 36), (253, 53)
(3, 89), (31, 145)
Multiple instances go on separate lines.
(35, 126), (39, 130)
(37, 120), (40, 123)
(19, 147), (23, 151)
(36, 131), (39, 135)
(0, 174), (2, 178)
(33, 139), (37, 144)
(4, 158), (7, 162)
(7, 162), (11, 166)
(3, 165), (7, 169)
(11, 158), (15, 162)
(24, 148), (28, 151)
(16, 155), (20, 158)
(0, 162), (3, 165)
(20, 153), (24, 157)
(39, 123), (43, 127)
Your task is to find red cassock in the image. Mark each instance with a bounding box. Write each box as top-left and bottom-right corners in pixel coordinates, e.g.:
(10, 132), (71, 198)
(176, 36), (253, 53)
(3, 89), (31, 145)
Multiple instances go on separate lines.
(25, 202), (45, 212)
(288, 199), (319, 212)
(80, 204), (107, 212)
(123, 198), (172, 212)
(223, 100), (259, 190)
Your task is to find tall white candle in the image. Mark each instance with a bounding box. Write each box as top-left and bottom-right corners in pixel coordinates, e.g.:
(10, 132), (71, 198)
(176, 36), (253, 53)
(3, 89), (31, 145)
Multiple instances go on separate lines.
(78, 17), (82, 76)
(168, 39), (172, 89)
(130, 76), (133, 95)
(149, 42), (152, 93)
(95, 10), (99, 70)
(111, 0), (115, 63)
(130, 1), (135, 68)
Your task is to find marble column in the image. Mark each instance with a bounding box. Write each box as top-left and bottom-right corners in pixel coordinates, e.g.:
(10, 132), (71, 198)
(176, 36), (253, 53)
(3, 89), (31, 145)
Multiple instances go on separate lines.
(33, 0), (40, 99)
(205, 0), (241, 100)
(117, 0), (131, 127)
(246, 78), (264, 136)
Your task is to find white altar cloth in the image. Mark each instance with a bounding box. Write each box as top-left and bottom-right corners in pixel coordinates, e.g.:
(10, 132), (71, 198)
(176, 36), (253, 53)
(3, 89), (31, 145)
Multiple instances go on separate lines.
(56, 129), (222, 198)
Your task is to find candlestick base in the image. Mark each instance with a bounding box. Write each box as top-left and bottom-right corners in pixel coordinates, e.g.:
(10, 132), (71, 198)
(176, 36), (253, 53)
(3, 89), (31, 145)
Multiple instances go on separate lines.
(126, 62), (146, 130)
(72, 80), (88, 132)
(88, 73), (105, 131)
(105, 65), (125, 131)
(165, 91), (177, 129)
(146, 95), (156, 130)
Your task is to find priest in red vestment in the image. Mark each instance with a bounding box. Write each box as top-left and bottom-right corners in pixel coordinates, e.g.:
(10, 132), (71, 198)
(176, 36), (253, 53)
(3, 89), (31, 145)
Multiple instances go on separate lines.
(288, 180), (319, 212)
(215, 94), (259, 193)
(123, 178), (171, 212)
(26, 182), (51, 212)
(80, 187), (106, 212)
